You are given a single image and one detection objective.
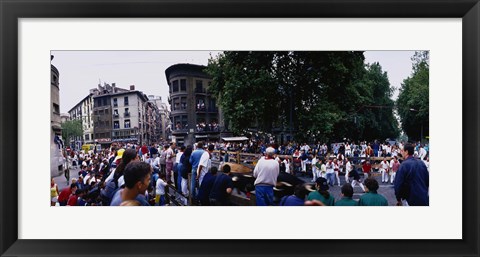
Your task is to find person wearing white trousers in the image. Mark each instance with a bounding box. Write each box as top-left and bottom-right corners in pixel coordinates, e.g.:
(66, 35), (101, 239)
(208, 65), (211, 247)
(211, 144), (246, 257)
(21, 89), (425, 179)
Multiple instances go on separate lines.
(311, 156), (319, 182)
(344, 158), (352, 184)
(351, 175), (366, 192)
(334, 158), (341, 186)
(380, 158), (390, 183)
(389, 156), (400, 185)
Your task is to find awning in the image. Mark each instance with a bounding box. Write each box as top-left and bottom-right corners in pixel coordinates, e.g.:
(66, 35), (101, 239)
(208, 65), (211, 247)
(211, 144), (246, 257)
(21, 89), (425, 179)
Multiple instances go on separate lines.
(222, 136), (249, 142)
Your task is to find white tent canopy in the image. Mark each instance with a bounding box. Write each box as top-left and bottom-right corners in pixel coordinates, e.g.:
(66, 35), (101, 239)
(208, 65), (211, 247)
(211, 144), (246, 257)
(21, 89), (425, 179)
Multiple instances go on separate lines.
(222, 136), (249, 142)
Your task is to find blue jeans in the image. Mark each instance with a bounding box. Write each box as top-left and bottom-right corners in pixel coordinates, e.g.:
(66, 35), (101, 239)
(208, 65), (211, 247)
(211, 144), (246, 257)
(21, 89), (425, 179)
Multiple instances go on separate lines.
(177, 171), (183, 192)
(255, 185), (274, 206)
(190, 168), (197, 200)
(326, 173), (335, 186)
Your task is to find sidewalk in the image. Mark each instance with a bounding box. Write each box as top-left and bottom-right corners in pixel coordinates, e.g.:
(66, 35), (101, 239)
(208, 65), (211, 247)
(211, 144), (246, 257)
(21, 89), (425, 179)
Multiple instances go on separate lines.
(53, 166), (80, 191)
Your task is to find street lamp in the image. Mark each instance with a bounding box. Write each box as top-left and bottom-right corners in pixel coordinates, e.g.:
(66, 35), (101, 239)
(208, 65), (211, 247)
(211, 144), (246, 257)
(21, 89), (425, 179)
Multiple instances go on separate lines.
(409, 108), (423, 144)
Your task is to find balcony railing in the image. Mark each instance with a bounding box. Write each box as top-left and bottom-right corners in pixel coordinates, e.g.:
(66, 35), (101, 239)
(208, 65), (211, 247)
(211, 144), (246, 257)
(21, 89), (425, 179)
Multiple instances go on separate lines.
(124, 112), (130, 117)
(113, 114), (119, 118)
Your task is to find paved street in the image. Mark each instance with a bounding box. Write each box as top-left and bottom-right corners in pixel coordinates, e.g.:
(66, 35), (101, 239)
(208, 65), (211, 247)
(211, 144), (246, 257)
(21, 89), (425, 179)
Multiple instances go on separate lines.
(53, 166), (81, 191)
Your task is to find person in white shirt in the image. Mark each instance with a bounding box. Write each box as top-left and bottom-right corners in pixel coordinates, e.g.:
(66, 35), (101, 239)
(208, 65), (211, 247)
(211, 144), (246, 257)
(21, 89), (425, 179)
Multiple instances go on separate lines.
(311, 155), (319, 182)
(386, 144), (392, 156)
(389, 156), (401, 184)
(423, 157), (430, 172)
(283, 158), (291, 174)
(344, 157), (353, 184)
(320, 160), (327, 178)
(418, 146), (427, 160)
(334, 158), (341, 186)
(345, 143), (351, 157)
(197, 144), (213, 186)
(253, 147), (279, 206)
(175, 146), (185, 191)
(380, 158), (390, 183)
(155, 173), (168, 206)
(325, 159), (335, 186)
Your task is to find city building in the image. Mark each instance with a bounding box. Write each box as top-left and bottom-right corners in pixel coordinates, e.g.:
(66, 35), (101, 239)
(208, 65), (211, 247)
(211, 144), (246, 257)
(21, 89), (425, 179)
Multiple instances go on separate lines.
(68, 93), (94, 147)
(69, 82), (161, 149)
(148, 95), (171, 142)
(92, 82), (128, 148)
(110, 85), (150, 145)
(165, 63), (221, 146)
(60, 113), (70, 123)
(50, 56), (64, 177)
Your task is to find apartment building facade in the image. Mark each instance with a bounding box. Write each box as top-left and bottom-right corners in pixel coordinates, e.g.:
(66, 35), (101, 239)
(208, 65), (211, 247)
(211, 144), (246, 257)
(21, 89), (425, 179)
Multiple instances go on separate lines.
(165, 63), (220, 146)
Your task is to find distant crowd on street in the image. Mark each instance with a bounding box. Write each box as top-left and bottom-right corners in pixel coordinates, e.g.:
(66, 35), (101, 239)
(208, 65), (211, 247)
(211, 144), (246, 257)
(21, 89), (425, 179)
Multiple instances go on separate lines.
(50, 138), (429, 207)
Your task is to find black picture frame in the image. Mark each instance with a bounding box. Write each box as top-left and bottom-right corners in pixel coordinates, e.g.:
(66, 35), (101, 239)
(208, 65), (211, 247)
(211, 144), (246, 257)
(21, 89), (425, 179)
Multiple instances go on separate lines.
(1, 0), (479, 256)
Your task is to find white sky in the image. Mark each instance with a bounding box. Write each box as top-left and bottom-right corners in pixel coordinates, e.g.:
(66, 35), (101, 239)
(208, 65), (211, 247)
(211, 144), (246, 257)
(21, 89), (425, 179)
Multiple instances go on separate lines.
(51, 51), (416, 113)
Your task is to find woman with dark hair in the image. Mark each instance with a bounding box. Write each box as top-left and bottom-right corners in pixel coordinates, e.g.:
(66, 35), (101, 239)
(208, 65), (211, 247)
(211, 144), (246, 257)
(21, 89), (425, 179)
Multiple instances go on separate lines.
(307, 177), (335, 206)
(179, 145), (193, 196)
(358, 178), (388, 206)
(101, 148), (139, 205)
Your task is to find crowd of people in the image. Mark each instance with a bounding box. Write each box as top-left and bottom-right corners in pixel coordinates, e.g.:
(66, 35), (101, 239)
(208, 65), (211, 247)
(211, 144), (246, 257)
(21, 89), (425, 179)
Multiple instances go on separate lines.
(51, 139), (429, 207)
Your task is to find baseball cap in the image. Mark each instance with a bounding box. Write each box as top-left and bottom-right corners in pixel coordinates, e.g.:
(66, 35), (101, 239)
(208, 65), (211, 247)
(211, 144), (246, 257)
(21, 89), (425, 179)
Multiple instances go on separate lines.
(114, 148), (125, 162)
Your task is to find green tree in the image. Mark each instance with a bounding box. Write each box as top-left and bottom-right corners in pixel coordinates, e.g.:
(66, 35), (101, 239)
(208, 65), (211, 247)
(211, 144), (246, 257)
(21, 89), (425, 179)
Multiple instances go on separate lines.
(61, 119), (83, 148)
(359, 63), (400, 141)
(207, 51), (399, 143)
(396, 51), (429, 142)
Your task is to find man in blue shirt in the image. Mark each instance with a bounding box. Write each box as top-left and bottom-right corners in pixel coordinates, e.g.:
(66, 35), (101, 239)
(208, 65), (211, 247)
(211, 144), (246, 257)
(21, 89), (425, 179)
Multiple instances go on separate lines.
(394, 143), (429, 206)
(189, 142), (205, 200)
(209, 164), (233, 206)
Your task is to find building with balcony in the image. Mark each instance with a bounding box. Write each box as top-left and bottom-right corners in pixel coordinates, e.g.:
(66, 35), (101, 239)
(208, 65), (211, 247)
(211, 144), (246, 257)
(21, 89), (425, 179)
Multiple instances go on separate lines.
(165, 63), (221, 146)
(110, 85), (150, 145)
(92, 82), (129, 148)
(68, 93), (94, 146)
(51, 57), (64, 177)
(148, 95), (171, 142)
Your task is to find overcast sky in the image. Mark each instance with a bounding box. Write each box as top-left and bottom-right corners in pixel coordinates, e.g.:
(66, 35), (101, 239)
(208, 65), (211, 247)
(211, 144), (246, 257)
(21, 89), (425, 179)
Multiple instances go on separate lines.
(51, 51), (416, 114)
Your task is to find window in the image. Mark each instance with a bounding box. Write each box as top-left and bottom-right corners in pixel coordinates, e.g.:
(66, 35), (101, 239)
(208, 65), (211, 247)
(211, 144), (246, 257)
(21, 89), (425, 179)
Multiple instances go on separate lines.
(180, 79), (187, 91)
(94, 110), (98, 115)
(114, 121), (119, 129)
(172, 80), (179, 92)
(173, 98), (179, 111)
(113, 98), (118, 107)
(52, 103), (60, 114)
(181, 97), (187, 110)
(124, 108), (130, 117)
(124, 119), (131, 128)
(85, 134), (90, 141)
(99, 110), (104, 115)
(103, 98), (107, 106)
(105, 109), (109, 114)
(195, 80), (203, 93)
(124, 96), (129, 105)
(114, 109), (119, 117)
(106, 121), (110, 127)
(196, 99), (205, 110)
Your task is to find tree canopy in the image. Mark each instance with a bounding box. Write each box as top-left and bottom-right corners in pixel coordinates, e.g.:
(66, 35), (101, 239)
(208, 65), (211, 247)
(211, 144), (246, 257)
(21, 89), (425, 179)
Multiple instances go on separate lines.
(206, 51), (400, 143)
(396, 51), (429, 142)
(61, 119), (83, 147)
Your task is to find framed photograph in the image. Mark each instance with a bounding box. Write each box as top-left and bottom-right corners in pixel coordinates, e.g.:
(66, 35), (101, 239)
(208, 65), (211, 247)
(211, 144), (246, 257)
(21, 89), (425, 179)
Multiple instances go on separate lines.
(1, 0), (479, 256)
